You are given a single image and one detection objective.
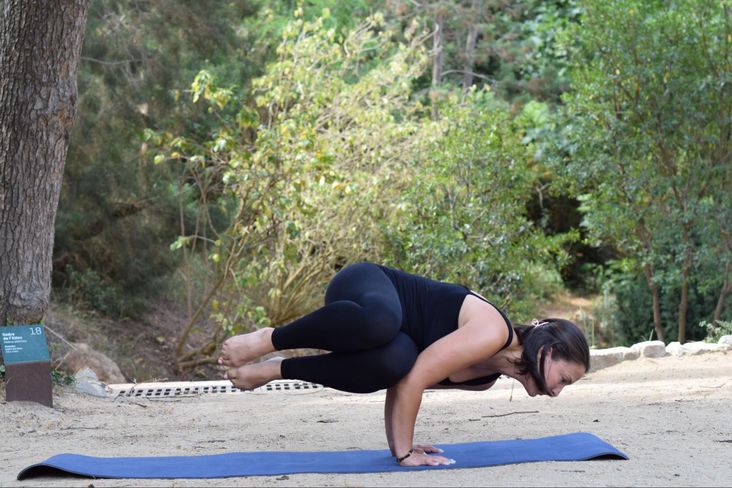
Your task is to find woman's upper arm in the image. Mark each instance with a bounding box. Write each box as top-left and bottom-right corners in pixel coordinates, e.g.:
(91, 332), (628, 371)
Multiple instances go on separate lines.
(404, 312), (510, 389)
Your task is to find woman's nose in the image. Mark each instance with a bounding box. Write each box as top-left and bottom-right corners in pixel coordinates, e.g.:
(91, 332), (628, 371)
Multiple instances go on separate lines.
(552, 385), (565, 397)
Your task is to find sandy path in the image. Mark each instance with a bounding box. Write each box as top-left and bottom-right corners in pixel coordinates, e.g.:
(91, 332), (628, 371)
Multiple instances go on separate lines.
(1, 352), (731, 487)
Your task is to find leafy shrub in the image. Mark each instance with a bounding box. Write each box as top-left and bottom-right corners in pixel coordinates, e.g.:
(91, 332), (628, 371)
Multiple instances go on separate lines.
(385, 90), (574, 319)
(698, 320), (732, 343)
(61, 266), (129, 318)
(606, 268), (721, 345)
(51, 369), (75, 386)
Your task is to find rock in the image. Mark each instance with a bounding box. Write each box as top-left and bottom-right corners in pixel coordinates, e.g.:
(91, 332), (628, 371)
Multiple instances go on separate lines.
(590, 347), (638, 371)
(57, 343), (127, 384)
(719, 335), (732, 347)
(682, 341), (730, 356)
(631, 340), (667, 358)
(74, 367), (110, 398)
(666, 342), (684, 356)
(623, 348), (641, 361)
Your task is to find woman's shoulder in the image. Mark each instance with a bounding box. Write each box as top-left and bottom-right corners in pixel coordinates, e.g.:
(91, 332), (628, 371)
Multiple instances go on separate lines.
(465, 291), (512, 327)
(459, 293), (514, 349)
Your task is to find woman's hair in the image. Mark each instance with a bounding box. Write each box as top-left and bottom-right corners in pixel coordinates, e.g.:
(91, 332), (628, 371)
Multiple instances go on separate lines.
(513, 318), (590, 395)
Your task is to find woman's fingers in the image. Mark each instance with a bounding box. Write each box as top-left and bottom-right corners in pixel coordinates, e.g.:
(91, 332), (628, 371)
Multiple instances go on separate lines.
(414, 444), (444, 454)
(426, 456), (455, 466)
(400, 452), (455, 467)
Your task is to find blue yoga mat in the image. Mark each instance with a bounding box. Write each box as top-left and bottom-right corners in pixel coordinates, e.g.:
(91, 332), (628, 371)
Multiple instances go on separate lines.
(17, 432), (627, 480)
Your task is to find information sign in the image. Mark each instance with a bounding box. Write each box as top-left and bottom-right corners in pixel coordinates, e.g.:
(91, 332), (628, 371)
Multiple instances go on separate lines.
(1, 325), (53, 407)
(1, 325), (51, 364)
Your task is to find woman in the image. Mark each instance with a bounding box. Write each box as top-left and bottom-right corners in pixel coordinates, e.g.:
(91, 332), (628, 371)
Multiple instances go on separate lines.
(218, 262), (590, 467)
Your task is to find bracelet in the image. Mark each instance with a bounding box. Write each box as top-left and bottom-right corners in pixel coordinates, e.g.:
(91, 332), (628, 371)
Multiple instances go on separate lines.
(396, 449), (414, 463)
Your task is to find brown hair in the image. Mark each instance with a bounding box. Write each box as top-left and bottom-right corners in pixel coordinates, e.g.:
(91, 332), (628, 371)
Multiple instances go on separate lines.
(513, 318), (590, 394)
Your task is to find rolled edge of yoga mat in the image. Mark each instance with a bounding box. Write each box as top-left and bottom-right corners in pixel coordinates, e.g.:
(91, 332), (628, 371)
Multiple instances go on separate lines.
(17, 432), (628, 480)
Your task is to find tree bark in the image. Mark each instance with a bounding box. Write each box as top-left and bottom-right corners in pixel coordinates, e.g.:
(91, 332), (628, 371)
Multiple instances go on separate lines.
(678, 264), (689, 343)
(0, 0), (89, 325)
(712, 261), (730, 324)
(677, 229), (693, 343)
(431, 9), (444, 120)
(642, 264), (665, 342)
(462, 0), (479, 97)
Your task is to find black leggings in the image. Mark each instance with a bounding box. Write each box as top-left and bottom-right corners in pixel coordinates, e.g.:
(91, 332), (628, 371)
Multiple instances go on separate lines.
(271, 262), (418, 393)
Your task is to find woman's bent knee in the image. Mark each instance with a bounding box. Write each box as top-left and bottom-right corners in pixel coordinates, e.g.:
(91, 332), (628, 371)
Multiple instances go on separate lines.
(368, 334), (417, 389)
(358, 300), (402, 346)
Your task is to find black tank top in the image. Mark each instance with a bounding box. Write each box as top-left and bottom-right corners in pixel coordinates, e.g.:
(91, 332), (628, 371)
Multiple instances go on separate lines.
(376, 265), (513, 386)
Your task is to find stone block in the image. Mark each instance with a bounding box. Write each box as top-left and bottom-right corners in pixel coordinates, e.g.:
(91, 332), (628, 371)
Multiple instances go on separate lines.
(57, 342), (127, 384)
(666, 341), (684, 356)
(682, 341), (730, 356)
(74, 367), (110, 398)
(590, 347), (635, 371)
(630, 340), (667, 358)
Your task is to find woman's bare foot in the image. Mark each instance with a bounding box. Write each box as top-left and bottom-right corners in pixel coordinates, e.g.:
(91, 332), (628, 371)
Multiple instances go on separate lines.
(226, 357), (283, 391)
(218, 327), (275, 367)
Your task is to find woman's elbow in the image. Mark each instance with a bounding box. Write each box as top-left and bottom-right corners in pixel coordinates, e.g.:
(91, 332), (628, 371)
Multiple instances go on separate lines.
(396, 372), (430, 393)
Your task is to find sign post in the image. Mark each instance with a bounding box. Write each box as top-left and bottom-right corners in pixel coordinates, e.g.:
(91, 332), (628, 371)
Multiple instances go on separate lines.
(1, 325), (53, 407)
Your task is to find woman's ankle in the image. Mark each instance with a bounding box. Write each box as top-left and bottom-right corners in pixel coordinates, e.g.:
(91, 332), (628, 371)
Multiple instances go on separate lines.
(262, 327), (276, 353)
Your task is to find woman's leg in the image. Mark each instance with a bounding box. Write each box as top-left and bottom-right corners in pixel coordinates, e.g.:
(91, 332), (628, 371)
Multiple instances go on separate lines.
(227, 332), (419, 393)
(219, 262), (402, 367)
(272, 262), (403, 352)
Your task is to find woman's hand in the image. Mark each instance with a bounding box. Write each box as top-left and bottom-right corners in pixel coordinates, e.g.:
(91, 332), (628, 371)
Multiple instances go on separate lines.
(397, 448), (455, 467)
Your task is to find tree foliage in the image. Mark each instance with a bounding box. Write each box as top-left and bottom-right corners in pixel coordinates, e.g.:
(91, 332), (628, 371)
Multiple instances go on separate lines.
(55, 0), (259, 316)
(385, 90), (573, 317)
(45, 0), (732, 371)
(152, 10), (571, 366)
(551, 0), (732, 343)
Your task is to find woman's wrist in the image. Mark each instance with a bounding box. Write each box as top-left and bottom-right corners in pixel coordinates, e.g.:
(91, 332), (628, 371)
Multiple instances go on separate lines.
(395, 449), (414, 464)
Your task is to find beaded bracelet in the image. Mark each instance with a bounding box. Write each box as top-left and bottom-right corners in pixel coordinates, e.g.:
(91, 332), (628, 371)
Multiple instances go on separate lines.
(396, 449), (414, 463)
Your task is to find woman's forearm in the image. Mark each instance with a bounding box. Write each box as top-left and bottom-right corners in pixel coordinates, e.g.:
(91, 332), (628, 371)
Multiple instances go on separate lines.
(384, 387), (396, 455)
(390, 379), (424, 458)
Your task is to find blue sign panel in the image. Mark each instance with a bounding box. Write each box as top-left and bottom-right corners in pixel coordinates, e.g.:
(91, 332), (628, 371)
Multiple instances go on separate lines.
(1, 325), (51, 365)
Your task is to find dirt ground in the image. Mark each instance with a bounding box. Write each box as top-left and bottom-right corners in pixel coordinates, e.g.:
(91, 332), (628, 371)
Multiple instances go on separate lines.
(1, 352), (731, 487)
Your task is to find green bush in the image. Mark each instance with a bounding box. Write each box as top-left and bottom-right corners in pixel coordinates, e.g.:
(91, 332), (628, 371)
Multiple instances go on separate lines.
(385, 91), (574, 319)
(698, 320), (732, 343)
(546, 0), (732, 343)
(60, 266), (131, 318)
(51, 369), (75, 386)
(608, 269), (723, 345)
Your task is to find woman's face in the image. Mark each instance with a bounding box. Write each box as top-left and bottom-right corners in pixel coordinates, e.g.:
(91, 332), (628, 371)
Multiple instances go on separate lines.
(524, 347), (586, 397)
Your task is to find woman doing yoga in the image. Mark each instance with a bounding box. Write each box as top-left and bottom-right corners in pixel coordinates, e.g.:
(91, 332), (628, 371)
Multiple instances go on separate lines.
(218, 262), (590, 467)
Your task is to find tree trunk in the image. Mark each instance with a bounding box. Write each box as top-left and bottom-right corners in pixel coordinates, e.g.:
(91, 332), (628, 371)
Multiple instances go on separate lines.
(642, 264), (664, 342)
(462, 0), (479, 97)
(677, 231), (694, 343)
(712, 261), (730, 323)
(678, 267), (689, 343)
(0, 0), (89, 325)
(431, 9), (444, 120)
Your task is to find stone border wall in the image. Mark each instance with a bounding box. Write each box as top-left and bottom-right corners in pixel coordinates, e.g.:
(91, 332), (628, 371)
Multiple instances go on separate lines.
(589, 335), (732, 372)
